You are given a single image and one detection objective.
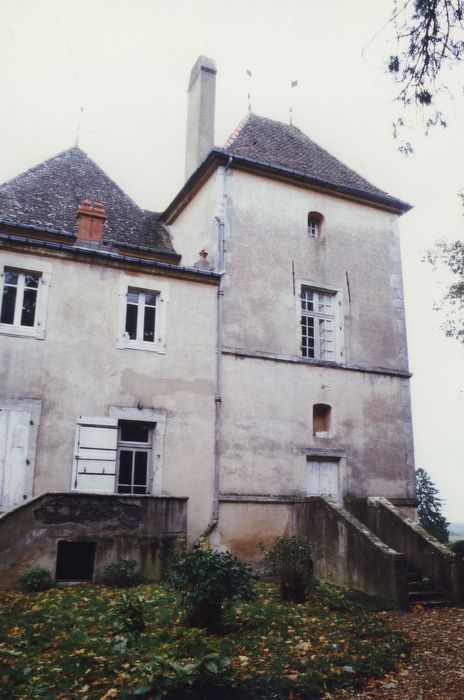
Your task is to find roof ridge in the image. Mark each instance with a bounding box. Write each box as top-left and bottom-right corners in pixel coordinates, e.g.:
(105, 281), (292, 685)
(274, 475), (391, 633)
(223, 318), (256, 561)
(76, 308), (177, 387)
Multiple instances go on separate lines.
(0, 146), (159, 217)
(223, 111), (254, 148)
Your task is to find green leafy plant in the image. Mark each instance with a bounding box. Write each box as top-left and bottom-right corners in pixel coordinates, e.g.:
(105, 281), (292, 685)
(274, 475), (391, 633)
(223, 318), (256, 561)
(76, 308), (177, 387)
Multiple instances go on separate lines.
(169, 547), (256, 633)
(316, 581), (360, 612)
(0, 581), (412, 699)
(110, 592), (146, 635)
(450, 539), (464, 557)
(102, 558), (140, 587)
(261, 535), (315, 602)
(18, 567), (53, 592)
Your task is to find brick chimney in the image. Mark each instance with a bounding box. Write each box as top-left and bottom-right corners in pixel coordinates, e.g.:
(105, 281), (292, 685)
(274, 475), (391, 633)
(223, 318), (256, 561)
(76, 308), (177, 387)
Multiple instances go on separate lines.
(185, 56), (217, 181)
(77, 200), (107, 243)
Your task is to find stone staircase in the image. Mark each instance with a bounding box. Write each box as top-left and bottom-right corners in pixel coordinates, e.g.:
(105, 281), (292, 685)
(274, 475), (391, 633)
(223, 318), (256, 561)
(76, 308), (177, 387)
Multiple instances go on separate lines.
(407, 568), (453, 607)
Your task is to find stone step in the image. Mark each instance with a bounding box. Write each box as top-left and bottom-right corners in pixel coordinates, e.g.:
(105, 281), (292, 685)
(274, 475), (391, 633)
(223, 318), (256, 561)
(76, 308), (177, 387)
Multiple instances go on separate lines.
(409, 597), (454, 608)
(408, 589), (443, 601)
(407, 579), (434, 592)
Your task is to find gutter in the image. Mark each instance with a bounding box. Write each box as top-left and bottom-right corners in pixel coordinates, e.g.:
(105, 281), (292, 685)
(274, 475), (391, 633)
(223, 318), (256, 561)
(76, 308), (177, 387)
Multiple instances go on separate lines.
(0, 233), (220, 284)
(163, 149), (412, 223)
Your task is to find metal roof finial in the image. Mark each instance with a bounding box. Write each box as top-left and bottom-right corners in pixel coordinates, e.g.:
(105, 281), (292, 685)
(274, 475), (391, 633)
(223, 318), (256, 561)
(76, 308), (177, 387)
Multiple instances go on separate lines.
(289, 79), (298, 125)
(246, 68), (253, 111)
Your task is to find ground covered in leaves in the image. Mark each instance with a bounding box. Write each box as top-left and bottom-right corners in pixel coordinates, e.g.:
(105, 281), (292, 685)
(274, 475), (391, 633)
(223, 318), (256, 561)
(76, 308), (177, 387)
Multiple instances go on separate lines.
(331, 605), (464, 699)
(0, 582), (411, 699)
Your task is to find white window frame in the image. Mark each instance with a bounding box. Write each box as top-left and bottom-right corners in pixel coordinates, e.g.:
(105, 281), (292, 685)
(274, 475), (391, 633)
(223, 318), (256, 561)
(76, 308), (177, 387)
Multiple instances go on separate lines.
(117, 274), (168, 353)
(116, 421), (153, 495)
(0, 256), (52, 340)
(71, 407), (166, 496)
(110, 406), (165, 495)
(307, 218), (318, 238)
(297, 281), (344, 363)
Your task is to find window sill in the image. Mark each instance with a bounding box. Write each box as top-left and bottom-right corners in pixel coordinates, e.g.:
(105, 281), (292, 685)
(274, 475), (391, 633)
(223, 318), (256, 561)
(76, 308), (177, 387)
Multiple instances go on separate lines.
(0, 324), (45, 340)
(116, 339), (166, 354)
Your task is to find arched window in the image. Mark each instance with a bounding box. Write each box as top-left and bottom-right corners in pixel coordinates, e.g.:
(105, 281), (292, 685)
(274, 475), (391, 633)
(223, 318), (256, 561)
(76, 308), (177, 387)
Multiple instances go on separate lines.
(307, 211), (323, 239)
(313, 403), (331, 437)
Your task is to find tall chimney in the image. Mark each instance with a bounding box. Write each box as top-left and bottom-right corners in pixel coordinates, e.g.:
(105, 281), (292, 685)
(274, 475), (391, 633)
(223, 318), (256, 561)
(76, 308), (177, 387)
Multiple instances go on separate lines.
(185, 56), (217, 180)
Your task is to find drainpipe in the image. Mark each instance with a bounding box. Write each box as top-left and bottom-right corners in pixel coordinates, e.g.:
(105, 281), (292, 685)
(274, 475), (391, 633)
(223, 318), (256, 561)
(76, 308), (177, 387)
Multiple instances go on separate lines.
(196, 156), (233, 545)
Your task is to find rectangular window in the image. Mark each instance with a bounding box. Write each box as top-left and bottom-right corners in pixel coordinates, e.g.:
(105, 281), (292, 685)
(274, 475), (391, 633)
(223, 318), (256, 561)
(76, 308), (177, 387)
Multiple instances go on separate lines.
(116, 421), (152, 495)
(117, 276), (167, 354)
(301, 288), (335, 360)
(125, 288), (157, 343)
(1, 269), (40, 328)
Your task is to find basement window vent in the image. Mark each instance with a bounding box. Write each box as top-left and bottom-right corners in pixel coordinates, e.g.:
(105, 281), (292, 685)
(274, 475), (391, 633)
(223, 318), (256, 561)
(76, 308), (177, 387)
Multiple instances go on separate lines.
(55, 541), (96, 582)
(313, 403), (331, 437)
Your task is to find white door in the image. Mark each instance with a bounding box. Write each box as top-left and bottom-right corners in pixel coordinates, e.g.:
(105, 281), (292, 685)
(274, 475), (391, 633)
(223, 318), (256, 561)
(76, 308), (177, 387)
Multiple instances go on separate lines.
(0, 410), (31, 511)
(306, 459), (340, 501)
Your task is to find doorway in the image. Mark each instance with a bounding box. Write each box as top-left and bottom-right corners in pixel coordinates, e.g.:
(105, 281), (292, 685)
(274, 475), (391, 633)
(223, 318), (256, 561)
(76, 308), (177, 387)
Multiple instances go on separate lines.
(55, 541), (97, 582)
(306, 459), (340, 501)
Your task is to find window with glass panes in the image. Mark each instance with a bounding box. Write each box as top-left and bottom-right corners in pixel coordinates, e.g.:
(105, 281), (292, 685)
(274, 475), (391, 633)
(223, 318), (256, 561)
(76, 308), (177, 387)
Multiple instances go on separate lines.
(300, 288), (335, 360)
(1, 269), (40, 328)
(116, 421), (152, 495)
(125, 288), (157, 343)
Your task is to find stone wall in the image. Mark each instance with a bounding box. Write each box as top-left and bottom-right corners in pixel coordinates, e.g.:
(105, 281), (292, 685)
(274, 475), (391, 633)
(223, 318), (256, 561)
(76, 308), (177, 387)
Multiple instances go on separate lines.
(366, 497), (464, 603)
(295, 497), (408, 607)
(0, 492), (187, 586)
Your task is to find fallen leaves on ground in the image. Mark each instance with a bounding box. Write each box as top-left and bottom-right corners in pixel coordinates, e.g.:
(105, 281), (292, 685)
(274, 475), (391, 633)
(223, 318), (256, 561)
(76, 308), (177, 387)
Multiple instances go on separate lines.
(331, 605), (464, 699)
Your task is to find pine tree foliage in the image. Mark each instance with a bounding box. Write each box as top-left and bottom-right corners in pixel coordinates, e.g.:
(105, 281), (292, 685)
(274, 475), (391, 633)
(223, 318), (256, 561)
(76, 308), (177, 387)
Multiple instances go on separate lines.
(416, 467), (450, 542)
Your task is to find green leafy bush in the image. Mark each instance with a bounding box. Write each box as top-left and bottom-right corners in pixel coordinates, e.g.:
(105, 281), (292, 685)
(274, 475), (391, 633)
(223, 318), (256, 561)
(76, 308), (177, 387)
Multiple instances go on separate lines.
(262, 535), (315, 602)
(450, 539), (464, 556)
(102, 558), (140, 587)
(18, 567), (53, 592)
(111, 592), (146, 635)
(170, 547), (256, 633)
(316, 581), (360, 612)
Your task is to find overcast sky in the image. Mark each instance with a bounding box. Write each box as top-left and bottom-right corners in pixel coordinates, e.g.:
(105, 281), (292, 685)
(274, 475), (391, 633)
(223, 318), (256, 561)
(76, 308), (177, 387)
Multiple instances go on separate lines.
(1, 0), (463, 521)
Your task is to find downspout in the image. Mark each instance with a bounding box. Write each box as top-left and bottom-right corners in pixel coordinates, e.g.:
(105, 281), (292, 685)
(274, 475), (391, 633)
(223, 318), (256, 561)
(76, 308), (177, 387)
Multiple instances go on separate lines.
(196, 156), (233, 545)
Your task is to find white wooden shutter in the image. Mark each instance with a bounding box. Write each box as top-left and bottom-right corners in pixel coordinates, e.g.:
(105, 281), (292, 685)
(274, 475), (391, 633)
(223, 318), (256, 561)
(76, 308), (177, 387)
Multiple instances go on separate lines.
(0, 410), (31, 510)
(306, 459), (339, 501)
(72, 417), (117, 493)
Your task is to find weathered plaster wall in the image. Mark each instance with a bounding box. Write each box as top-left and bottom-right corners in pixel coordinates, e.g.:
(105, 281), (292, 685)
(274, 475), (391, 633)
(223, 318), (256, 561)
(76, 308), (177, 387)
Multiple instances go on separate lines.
(224, 170), (410, 372)
(170, 166), (415, 512)
(0, 249), (217, 544)
(170, 172), (222, 268)
(220, 355), (415, 502)
(212, 500), (295, 562)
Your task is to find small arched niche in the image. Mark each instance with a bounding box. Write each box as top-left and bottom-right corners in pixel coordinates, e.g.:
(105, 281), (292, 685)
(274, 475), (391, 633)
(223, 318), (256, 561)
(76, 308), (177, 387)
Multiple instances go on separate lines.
(313, 403), (331, 437)
(307, 211), (324, 239)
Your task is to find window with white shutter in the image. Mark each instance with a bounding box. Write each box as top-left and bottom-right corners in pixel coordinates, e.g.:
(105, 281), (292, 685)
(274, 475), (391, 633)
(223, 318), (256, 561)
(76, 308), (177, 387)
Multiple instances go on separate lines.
(72, 418), (118, 493)
(0, 398), (41, 512)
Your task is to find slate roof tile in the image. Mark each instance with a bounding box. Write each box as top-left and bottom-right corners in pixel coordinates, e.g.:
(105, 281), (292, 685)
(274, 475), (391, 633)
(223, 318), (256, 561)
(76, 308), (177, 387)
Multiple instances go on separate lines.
(0, 146), (176, 254)
(223, 112), (391, 199)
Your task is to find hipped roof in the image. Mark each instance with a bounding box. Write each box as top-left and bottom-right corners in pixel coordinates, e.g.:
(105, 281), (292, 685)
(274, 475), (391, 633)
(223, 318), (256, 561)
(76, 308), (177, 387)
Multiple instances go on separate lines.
(0, 146), (176, 254)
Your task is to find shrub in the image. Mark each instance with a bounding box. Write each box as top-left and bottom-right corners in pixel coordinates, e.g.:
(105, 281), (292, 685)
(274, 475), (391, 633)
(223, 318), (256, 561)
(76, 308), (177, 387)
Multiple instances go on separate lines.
(19, 567), (53, 592)
(450, 539), (464, 556)
(110, 592), (146, 635)
(170, 547), (256, 633)
(262, 535), (315, 602)
(102, 558), (140, 587)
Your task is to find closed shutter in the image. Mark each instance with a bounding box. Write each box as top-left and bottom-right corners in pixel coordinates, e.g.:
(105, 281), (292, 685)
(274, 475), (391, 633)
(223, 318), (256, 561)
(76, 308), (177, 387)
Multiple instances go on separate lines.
(0, 410), (31, 510)
(73, 417), (117, 493)
(306, 459), (340, 501)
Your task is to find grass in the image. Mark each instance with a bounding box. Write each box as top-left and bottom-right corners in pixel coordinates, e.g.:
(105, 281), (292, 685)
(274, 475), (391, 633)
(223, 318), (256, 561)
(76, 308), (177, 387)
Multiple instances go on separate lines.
(0, 581), (411, 699)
